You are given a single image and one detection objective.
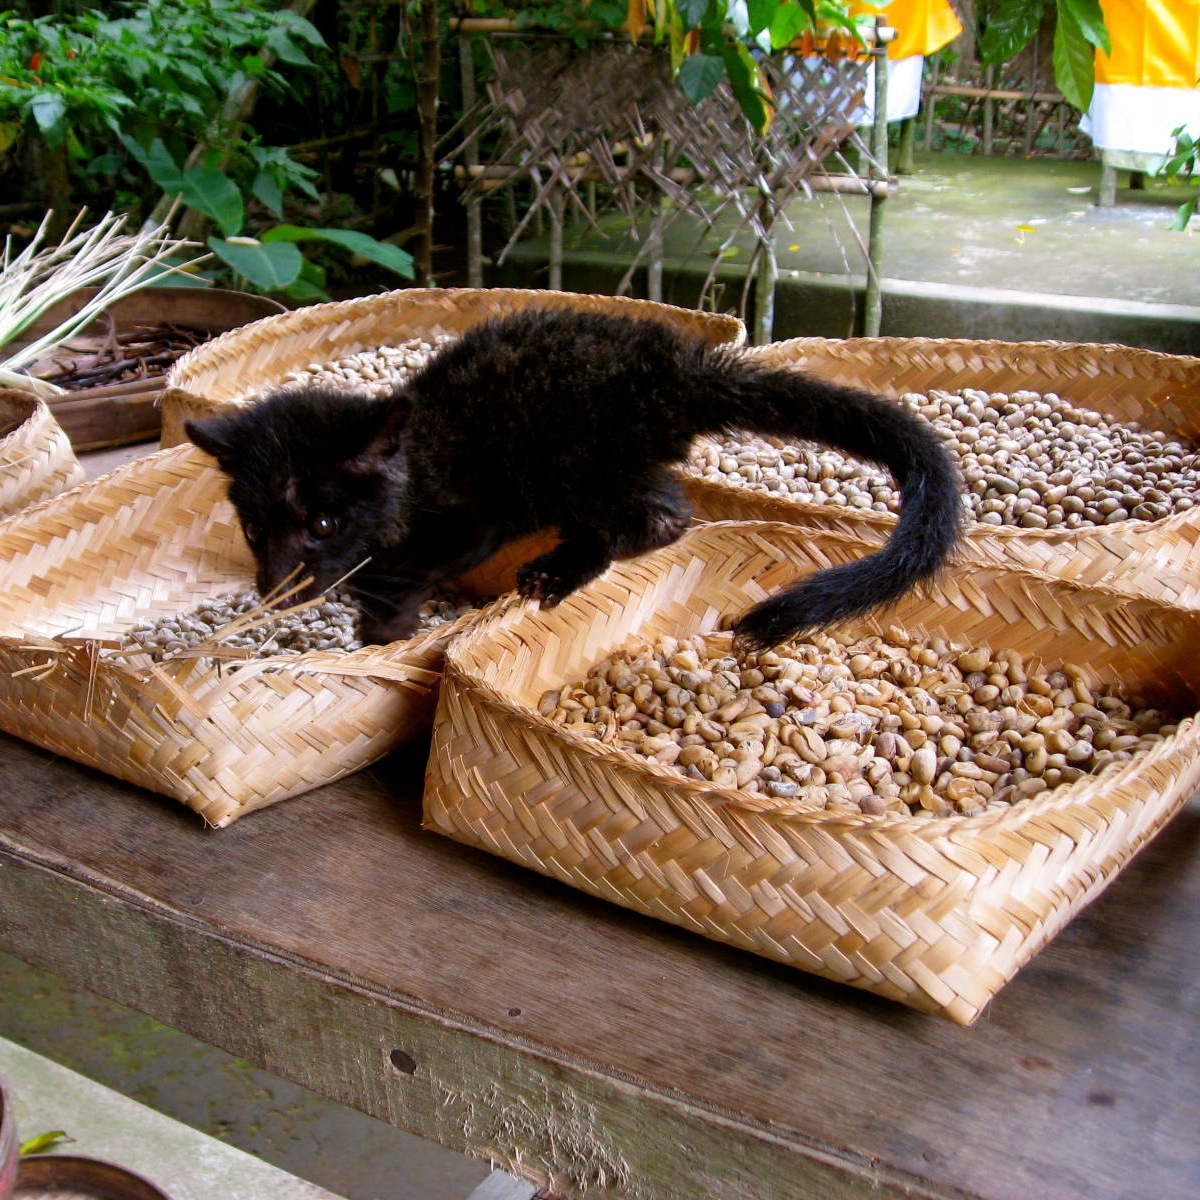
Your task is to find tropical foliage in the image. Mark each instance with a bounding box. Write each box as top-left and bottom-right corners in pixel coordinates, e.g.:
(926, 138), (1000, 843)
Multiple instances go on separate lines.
(0, 1), (413, 298)
(978, 0), (1110, 112)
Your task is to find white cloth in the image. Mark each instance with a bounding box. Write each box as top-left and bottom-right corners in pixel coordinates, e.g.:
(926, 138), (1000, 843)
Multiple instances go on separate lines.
(859, 55), (927, 123)
(1081, 83), (1200, 157)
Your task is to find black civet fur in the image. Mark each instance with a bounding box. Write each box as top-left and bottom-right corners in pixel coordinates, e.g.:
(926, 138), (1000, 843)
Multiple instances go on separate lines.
(185, 309), (963, 648)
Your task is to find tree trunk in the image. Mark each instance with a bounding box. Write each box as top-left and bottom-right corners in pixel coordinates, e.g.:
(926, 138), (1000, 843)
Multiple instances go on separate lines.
(30, 138), (72, 242)
(413, 0), (441, 286)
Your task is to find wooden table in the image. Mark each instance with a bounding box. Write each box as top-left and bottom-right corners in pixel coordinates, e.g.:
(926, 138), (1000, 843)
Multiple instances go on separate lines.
(0, 721), (1197, 1200)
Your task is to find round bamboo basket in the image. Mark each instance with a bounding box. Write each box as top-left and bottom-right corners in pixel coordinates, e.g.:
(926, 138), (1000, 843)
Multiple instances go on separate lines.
(424, 520), (1200, 1024)
(683, 337), (1200, 607)
(0, 442), (517, 827)
(159, 286), (746, 445)
(0, 388), (85, 515)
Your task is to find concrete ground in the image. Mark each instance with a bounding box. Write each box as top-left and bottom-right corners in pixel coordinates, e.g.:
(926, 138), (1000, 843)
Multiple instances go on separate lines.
(0, 1035), (344, 1200)
(0, 953), (493, 1200)
(497, 150), (1200, 353)
(1, 147), (1197, 1200)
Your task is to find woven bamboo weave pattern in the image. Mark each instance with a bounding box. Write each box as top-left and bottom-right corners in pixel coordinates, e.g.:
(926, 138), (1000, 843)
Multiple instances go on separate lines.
(160, 286), (745, 445)
(424, 521), (1200, 1024)
(0, 389), (85, 515)
(684, 338), (1200, 606)
(0, 443), (512, 827)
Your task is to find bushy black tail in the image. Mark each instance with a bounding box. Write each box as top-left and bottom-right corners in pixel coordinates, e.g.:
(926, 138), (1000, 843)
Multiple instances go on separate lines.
(696, 351), (964, 650)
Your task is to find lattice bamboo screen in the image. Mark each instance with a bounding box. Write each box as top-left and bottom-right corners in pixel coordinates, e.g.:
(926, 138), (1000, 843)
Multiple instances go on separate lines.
(449, 31), (887, 335)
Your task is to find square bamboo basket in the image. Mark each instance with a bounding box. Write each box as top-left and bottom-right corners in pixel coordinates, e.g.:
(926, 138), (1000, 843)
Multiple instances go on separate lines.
(0, 442), (520, 827)
(0, 389), (85, 515)
(683, 337), (1200, 608)
(159, 286), (745, 444)
(424, 520), (1200, 1024)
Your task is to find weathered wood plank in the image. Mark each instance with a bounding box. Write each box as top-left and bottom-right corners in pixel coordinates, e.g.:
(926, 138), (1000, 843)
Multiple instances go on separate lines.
(0, 732), (1196, 1200)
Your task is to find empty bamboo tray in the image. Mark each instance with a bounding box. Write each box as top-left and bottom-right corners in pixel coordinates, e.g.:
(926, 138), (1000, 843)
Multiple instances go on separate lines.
(159, 285), (745, 445)
(0, 443), (515, 827)
(424, 520), (1200, 1024)
(683, 337), (1200, 607)
(0, 388), (85, 515)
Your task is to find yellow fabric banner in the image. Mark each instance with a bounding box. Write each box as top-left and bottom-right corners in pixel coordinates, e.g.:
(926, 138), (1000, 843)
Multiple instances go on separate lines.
(854, 0), (963, 59)
(1094, 0), (1200, 88)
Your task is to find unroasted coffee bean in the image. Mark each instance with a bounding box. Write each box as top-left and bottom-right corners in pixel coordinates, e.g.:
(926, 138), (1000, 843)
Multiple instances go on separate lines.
(280, 336), (453, 396)
(686, 387), (1200, 531)
(538, 629), (1179, 819)
(123, 588), (476, 659)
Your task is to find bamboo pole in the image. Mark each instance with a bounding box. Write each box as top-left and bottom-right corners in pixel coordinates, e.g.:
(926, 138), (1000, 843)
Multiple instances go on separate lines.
(460, 35), (484, 287)
(413, 0), (440, 286)
(864, 19), (892, 338)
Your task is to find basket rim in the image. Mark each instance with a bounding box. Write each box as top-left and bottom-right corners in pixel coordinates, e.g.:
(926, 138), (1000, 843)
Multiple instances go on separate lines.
(0, 389), (45, 444)
(755, 334), (1200, 372)
(164, 285), (748, 397)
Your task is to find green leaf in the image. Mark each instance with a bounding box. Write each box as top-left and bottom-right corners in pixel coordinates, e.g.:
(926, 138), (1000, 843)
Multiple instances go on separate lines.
(85, 151), (123, 175)
(1059, 0), (1110, 54)
(770, 3), (815, 49)
(980, 0), (1045, 65)
(124, 139), (242, 235)
(20, 1130), (69, 1156)
(208, 237), (302, 291)
(677, 52), (726, 103)
(262, 225), (414, 279)
(314, 229), (414, 278)
(181, 169), (244, 236)
(1171, 197), (1199, 232)
(280, 276), (330, 303)
(27, 91), (68, 144)
(274, 14), (328, 49)
(720, 41), (772, 133)
(263, 28), (313, 68)
(747, 0), (776, 34)
(250, 170), (283, 218)
(677, 0), (712, 27)
(1052, 5), (1097, 111)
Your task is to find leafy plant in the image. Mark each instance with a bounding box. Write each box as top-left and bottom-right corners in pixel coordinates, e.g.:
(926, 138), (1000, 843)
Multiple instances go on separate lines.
(1164, 126), (1199, 231)
(978, 0), (1111, 112)
(123, 136), (413, 300)
(508, 0), (628, 44)
(1, 1), (413, 299)
(466, 1), (862, 133)
(0, 2), (325, 172)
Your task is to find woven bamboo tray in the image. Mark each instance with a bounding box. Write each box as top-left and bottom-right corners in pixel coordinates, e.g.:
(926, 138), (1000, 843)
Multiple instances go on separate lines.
(683, 337), (1200, 607)
(0, 388), (85, 515)
(0, 442), (517, 828)
(159, 286), (745, 445)
(424, 519), (1200, 1024)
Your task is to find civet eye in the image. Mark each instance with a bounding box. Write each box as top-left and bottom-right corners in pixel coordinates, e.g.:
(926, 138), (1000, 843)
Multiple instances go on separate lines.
(242, 522), (261, 545)
(308, 514), (337, 540)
